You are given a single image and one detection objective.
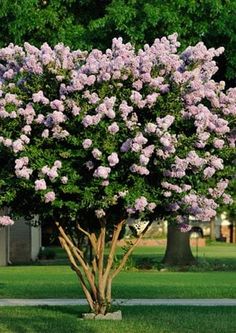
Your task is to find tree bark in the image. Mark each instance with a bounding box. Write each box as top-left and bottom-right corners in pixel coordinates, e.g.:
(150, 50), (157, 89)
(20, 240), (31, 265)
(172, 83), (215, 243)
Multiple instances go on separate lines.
(162, 223), (196, 266)
(56, 219), (152, 315)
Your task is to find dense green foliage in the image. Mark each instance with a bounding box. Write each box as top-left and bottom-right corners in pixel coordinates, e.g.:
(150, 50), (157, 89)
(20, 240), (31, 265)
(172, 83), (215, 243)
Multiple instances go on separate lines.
(0, 0), (236, 83)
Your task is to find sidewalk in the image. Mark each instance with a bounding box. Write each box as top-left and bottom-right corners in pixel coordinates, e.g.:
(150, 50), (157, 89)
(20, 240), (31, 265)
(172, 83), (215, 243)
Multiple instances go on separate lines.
(0, 299), (236, 306)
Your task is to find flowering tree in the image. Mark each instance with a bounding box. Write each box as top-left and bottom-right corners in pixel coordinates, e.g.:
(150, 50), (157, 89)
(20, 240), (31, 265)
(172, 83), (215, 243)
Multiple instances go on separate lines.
(0, 34), (235, 315)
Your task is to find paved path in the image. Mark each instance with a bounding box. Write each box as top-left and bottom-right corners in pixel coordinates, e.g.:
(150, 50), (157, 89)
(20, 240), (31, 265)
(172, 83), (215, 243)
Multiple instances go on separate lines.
(0, 299), (236, 307)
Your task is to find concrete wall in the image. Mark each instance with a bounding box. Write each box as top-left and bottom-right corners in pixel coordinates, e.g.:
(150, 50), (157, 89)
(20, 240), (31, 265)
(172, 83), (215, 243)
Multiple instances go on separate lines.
(9, 217), (41, 264)
(0, 227), (8, 266)
(31, 225), (41, 261)
(9, 218), (31, 263)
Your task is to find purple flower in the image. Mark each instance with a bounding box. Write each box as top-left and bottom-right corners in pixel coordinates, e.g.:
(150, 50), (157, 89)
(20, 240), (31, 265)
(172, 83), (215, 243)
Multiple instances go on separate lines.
(20, 134), (30, 144)
(32, 91), (49, 105)
(44, 191), (56, 203)
(222, 193), (233, 204)
(3, 138), (12, 147)
(134, 196), (148, 212)
(12, 139), (24, 153)
(108, 122), (119, 134)
(209, 156), (224, 170)
(213, 138), (224, 149)
(82, 139), (92, 149)
(51, 111), (66, 124)
(22, 125), (31, 134)
(15, 157), (29, 169)
(139, 154), (149, 166)
(42, 129), (49, 138)
(147, 202), (156, 212)
(130, 164), (150, 175)
(142, 145), (155, 158)
(145, 123), (157, 133)
(35, 179), (47, 191)
(93, 166), (111, 179)
(47, 167), (59, 180)
(50, 99), (64, 112)
(108, 152), (119, 167)
(82, 115), (93, 127)
(179, 223), (192, 233)
(92, 148), (102, 160)
(72, 105), (81, 116)
(54, 160), (62, 169)
(61, 176), (68, 184)
(120, 139), (132, 152)
(15, 167), (33, 179)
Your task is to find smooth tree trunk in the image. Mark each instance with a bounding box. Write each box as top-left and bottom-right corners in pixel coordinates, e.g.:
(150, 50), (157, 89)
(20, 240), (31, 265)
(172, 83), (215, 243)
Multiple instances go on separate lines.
(210, 218), (216, 241)
(56, 219), (151, 315)
(162, 223), (196, 266)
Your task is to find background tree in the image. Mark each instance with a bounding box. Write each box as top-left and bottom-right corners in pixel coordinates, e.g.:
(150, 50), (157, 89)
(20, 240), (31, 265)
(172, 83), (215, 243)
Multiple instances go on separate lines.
(0, 35), (235, 315)
(0, 0), (236, 84)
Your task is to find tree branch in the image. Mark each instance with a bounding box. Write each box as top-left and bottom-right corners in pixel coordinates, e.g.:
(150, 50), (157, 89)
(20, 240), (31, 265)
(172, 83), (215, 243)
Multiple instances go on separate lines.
(58, 235), (95, 311)
(77, 224), (97, 253)
(111, 221), (152, 280)
(97, 219), (106, 301)
(103, 220), (125, 287)
(56, 222), (98, 301)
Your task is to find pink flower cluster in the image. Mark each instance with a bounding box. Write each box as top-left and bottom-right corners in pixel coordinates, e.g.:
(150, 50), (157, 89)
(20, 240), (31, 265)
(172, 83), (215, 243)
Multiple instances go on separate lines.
(208, 179), (229, 199)
(93, 166), (111, 179)
(35, 179), (47, 191)
(108, 152), (119, 167)
(44, 191), (56, 203)
(15, 157), (33, 179)
(0, 34), (234, 222)
(0, 216), (14, 226)
(181, 194), (218, 221)
(41, 160), (62, 181)
(127, 196), (156, 214)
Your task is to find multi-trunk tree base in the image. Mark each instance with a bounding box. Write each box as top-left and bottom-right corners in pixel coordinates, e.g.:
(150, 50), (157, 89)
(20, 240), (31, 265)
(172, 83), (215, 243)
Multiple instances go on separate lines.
(81, 310), (122, 320)
(56, 219), (151, 316)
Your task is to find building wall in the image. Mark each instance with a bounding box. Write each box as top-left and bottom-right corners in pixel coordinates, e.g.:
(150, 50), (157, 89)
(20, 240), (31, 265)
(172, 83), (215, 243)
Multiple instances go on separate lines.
(9, 218), (31, 263)
(0, 227), (8, 266)
(31, 225), (41, 261)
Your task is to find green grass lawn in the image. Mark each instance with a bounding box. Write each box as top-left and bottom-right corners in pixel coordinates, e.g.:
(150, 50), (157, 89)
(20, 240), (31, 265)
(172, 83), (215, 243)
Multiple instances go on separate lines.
(0, 306), (235, 333)
(49, 241), (236, 270)
(0, 243), (235, 332)
(0, 242), (235, 299)
(127, 242), (236, 270)
(0, 266), (236, 299)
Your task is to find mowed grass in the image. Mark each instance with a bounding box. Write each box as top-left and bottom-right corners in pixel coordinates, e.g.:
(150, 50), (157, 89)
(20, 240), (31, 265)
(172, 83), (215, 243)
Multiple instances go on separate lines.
(52, 241), (236, 270)
(0, 266), (236, 299)
(0, 306), (235, 333)
(0, 243), (235, 333)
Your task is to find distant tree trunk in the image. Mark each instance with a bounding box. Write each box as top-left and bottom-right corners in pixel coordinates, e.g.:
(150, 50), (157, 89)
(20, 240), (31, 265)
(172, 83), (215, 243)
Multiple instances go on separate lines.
(162, 223), (196, 266)
(210, 218), (216, 241)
